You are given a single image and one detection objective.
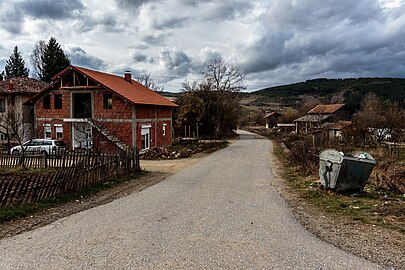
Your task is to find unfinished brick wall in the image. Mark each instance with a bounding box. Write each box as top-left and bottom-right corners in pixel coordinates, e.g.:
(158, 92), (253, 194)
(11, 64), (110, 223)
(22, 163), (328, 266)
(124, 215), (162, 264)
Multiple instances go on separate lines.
(36, 90), (71, 119)
(34, 87), (174, 151)
(93, 90), (132, 119)
(36, 120), (72, 149)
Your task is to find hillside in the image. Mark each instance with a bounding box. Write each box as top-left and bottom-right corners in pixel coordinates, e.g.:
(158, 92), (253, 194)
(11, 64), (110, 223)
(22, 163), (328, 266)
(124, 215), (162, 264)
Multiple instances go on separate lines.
(252, 78), (405, 110)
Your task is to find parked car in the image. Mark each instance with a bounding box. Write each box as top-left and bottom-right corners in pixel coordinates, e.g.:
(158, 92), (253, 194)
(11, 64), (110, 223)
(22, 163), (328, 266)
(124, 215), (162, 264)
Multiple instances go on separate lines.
(11, 139), (67, 156)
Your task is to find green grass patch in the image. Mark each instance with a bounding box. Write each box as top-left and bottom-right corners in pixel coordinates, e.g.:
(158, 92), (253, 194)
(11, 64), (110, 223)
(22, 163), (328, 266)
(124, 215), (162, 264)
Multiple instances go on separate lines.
(272, 140), (404, 234)
(0, 167), (58, 175)
(0, 171), (145, 224)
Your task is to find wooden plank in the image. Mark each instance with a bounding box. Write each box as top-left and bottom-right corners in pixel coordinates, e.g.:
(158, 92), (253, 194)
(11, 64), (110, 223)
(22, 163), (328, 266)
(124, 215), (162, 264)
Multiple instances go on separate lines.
(10, 178), (26, 205)
(0, 176), (12, 206)
(2, 176), (17, 207)
(16, 176), (31, 205)
(26, 173), (41, 203)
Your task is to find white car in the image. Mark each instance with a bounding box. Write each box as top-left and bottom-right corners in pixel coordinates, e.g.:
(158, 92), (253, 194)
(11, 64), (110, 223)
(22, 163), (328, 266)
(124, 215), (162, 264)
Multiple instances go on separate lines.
(11, 139), (66, 156)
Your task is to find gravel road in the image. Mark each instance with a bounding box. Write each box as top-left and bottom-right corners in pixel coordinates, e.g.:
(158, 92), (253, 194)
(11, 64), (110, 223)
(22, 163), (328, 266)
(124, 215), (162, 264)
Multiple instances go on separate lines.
(0, 131), (386, 269)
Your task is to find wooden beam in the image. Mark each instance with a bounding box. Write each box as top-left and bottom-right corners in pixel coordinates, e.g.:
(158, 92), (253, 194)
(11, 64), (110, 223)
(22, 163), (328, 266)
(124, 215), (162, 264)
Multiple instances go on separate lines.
(60, 86), (103, 90)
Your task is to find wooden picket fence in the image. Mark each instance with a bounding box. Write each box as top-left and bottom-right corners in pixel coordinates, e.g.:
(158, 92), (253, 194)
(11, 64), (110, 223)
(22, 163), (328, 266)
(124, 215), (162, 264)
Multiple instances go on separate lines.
(0, 149), (140, 207)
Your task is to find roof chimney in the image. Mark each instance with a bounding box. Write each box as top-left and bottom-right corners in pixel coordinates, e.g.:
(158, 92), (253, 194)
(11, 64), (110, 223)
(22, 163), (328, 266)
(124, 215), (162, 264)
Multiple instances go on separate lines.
(124, 71), (132, 83)
(7, 80), (13, 91)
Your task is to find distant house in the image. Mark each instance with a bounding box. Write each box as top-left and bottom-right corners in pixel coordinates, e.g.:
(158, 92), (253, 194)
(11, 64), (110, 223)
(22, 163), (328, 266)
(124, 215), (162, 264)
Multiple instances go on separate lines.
(327, 121), (352, 140)
(276, 123), (296, 133)
(0, 77), (49, 146)
(264, 111), (281, 128)
(26, 66), (177, 152)
(294, 104), (350, 133)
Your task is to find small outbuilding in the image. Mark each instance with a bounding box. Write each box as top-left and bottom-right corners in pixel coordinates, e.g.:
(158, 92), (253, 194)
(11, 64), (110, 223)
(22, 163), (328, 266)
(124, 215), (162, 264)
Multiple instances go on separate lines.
(264, 111), (281, 128)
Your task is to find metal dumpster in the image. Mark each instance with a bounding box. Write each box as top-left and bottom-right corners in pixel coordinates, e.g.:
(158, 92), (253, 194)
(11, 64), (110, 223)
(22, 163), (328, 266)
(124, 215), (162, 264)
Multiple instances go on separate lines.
(319, 149), (376, 192)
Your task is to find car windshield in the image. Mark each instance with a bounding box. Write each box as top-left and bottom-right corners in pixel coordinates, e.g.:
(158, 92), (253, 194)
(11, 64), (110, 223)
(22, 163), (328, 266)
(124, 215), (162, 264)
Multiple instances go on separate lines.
(23, 141), (34, 146)
(55, 140), (66, 146)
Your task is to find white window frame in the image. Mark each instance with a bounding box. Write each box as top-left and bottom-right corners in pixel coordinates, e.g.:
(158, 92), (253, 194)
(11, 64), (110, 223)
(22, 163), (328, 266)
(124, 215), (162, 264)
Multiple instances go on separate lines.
(141, 124), (151, 150)
(163, 123), (167, 136)
(43, 124), (51, 139)
(55, 124), (63, 140)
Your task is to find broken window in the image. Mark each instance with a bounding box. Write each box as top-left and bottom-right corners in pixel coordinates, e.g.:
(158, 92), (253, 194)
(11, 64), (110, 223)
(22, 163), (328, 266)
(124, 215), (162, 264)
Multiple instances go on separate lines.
(43, 95), (51, 109)
(54, 94), (62, 109)
(103, 93), (112, 109)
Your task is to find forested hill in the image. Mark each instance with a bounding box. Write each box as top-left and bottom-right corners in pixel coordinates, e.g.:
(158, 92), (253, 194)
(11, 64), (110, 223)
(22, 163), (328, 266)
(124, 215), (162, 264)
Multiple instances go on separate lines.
(252, 78), (405, 110)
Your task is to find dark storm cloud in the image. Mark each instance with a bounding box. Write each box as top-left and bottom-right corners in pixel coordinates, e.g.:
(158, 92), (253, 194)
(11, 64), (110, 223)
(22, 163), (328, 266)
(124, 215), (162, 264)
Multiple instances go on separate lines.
(159, 48), (192, 77)
(153, 16), (189, 30)
(203, 1), (254, 21)
(17, 0), (85, 20)
(115, 0), (157, 9)
(0, 0), (85, 34)
(78, 16), (123, 33)
(0, 3), (24, 34)
(237, 0), (405, 82)
(142, 34), (168, 46)
(132, 52), (155, 64)
(179, 0), (200, 7)
(67, 47), (106, 70)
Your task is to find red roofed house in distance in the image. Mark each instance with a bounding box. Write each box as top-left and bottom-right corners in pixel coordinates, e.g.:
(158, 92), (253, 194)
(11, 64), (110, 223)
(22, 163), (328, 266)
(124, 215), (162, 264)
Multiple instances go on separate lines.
(26, 66), (177, 152)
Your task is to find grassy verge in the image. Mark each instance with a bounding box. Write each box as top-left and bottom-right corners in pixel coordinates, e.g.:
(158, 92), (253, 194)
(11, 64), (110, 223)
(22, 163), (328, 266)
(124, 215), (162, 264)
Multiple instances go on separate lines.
(272, 141), (405, 234)
(0, 171), (145, 223)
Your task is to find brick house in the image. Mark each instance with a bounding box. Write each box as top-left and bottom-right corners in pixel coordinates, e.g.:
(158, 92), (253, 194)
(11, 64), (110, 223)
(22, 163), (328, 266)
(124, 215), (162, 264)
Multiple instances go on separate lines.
(293, 104), (350, 134)
(0, 77), (49, 146)
(26, 66), (177, 152)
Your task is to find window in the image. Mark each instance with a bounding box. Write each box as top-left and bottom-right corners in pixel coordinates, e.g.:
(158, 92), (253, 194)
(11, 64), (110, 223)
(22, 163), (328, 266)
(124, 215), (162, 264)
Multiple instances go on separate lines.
(43, 140), (52, 146)
(54, 94), (62, 109)
(0, 132), (7, 141)
(55, 124), (63, 140)
(43, 95), (50, 109)
(0, 99), (5, 112)
(44, 124), (51, 139)
(163, 124), (167, 136)
(103, 93), (112, 109)
(141, 125), (151, 150)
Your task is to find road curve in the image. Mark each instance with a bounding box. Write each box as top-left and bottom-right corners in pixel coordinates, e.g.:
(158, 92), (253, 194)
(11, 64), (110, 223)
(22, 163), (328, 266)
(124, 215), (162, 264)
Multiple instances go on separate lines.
(0, 130), (384, 269)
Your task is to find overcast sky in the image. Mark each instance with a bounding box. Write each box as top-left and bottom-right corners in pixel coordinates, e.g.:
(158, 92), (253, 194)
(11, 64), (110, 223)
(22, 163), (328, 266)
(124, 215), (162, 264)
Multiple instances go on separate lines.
(1, 0), (405, 92)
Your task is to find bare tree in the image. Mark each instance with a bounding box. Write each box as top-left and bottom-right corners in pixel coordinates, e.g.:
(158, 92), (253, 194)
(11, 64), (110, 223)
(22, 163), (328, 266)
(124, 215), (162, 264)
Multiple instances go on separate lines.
(31, 40), (46, 79)
(201, 59), (245, 137)
(0, 105), (35, 167)
(351, 93), (385, 146)
(175, 59), (245, 138)
(136, 72), (164, 92)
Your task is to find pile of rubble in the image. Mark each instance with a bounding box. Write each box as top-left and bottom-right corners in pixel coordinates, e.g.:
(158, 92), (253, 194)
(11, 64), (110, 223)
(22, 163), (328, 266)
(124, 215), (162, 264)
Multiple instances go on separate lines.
(141, 147), (190, 160)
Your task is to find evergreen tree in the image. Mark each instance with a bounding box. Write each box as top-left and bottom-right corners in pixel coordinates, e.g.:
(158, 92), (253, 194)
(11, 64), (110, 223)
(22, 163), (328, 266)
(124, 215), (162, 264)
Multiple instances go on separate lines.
(4, 46), (29, 79)
(0, 71), (4, 81)
(40, 37), (71, 82)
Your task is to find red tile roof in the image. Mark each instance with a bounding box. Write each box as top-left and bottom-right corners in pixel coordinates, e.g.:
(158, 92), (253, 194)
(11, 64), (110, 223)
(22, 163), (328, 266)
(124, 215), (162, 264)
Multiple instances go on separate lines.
(27, 66), (177, 107)
(0, 77), (49, 94)
(64, 66), (177, 107)
(263, 111), (281, 118)
(308, 104), (345, 114)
